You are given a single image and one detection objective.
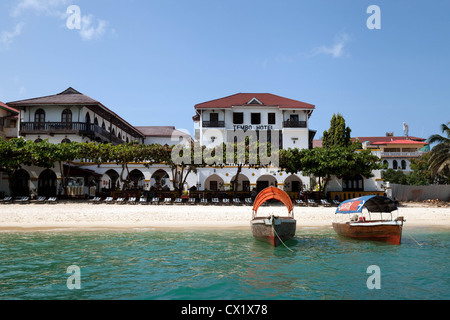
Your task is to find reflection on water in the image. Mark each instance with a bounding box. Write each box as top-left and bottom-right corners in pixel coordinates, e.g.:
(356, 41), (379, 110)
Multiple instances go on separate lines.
(0, 227), (448, 300)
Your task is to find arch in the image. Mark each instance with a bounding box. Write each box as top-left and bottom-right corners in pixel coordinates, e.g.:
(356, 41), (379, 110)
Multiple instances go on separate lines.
(85, 112), (91, 124)
(383, 160), (389, 168)
(230, 173), (250, 192)
(150, 169), (170, 190)
(94, 117), (99, 126)
(102, 169), (120, 190)
(393, 160), (398, 170)
(252, 186), (293, 217)
(256, 174), (278, 192)
(128, 169), (145, 190)
(12, 169), (30, 197)
(61, 138), (71, 144)
(35, 109), (45, 123)
(284, 175), (303, 192)
(401, 160), (407, 170)
(38, 169), (57, 197)
(204, 174), (225, 191)
(61, 109), (72, 123)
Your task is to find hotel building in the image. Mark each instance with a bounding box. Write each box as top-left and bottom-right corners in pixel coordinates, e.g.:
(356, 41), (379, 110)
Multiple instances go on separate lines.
(1, 87), (393, 200)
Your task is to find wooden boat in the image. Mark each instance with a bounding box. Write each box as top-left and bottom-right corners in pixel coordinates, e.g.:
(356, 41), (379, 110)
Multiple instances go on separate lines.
(332, 195), (405, 245)
(251, 187), (296, 247)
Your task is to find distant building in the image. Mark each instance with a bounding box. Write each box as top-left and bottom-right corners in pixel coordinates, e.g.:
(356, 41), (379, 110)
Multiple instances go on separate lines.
(8, 87), (144, 145)
(353, 135), (429, 172)
(0, 101), (19, 140)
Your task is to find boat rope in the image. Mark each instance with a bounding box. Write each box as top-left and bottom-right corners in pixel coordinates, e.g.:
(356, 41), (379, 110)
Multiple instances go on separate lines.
(407, 234), (423, 247)
(272, 223), (294, 252)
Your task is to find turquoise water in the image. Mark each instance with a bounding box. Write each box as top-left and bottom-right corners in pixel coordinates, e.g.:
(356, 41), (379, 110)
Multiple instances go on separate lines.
(0, 227), (448, 300)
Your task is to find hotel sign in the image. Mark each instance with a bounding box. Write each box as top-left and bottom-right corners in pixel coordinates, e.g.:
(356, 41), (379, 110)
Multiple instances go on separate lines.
(233, 124), (274, 132)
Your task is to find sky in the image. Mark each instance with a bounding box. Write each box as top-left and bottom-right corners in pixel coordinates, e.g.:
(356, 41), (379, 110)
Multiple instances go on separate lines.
(0, 0), (449, 142)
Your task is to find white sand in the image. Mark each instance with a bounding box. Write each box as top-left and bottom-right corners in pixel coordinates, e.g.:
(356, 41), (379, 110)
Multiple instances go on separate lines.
(0, 202), (449, 232)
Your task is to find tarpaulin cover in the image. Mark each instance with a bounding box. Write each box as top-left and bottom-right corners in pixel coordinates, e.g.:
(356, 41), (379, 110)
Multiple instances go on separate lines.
(252, 186), (294, 216)
(335, 195), (397, 214)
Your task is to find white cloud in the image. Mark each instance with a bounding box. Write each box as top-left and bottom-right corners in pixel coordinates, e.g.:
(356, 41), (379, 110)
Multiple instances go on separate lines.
(0, 22), (25, 49)
(11, 0), (70, 18)
(311, 33), (351, 58)
(10, 0), (110, 41)
(79, 14), (108, 41)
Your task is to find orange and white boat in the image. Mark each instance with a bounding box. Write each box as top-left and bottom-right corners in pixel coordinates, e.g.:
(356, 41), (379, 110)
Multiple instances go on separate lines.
(251, 187), (296, 247)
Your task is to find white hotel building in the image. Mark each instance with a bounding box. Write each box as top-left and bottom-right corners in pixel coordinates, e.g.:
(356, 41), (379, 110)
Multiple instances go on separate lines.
(1, 88), (385, 199)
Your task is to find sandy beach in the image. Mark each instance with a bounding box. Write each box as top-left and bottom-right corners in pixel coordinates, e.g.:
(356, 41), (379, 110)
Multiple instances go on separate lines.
(0, 201), (449, 232)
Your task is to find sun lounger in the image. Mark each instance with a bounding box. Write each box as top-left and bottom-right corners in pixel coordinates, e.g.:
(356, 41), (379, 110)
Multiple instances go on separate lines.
(164, 198), (172, 204)
(174, 198), (183, 205)
(295, 199), (305, 206)
(36, 196), (46, 203)
(115, 197), (125, 204)
(307, 199), (317, 207)
(47, 197), (58, 204)
(139, 197), (148, 205)
(200, 198), (208, 205)
(91, 197), (102, 204)
(188, 198), (196, 205)
(222, 198), (230, 205)
(151, 197), (160, 205)
(0, 197), (13, 204)
(18, 197), (30, 204)
(212, 198), (219, 205)
(104, 197), (114, 204)
(332, 200), (341, 206)
(127, 197), (136, 205)
(232, 198), (241, 205)
(321, 199), (331, 207)
(245, 198), (253, 205)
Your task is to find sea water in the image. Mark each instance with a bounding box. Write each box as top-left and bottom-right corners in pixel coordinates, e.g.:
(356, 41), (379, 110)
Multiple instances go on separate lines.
(0, 227), (448, 300)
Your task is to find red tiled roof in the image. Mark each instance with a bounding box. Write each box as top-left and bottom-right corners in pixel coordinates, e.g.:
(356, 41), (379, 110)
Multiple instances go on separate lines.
(0, 101), (19, 114)
(372, 139), (428, 145)
(194, 93), (315, 110)
(352, 136), (426, 145)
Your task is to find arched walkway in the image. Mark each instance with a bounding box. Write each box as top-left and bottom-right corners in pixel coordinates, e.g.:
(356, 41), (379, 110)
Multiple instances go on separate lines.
(102, 169), (120, 190)
(129, 169), (145, 190)
(204, 174), (225, 191)
(256, 175), (278, 192)
(150, 169), (170, 190)
(230, 173), (250, 192)
(284, 175), (303, 192)
(38, 169), (57, 197)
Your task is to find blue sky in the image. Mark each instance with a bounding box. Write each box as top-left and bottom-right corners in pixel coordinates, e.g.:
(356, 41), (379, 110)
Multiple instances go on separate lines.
(1, 0), (449, 141)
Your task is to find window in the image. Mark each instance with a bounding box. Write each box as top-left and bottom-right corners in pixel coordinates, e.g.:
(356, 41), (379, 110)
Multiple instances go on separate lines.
(401, 160), (407, 170)
(289, 114), (299, 122)
(251, 113), (261, 125)
(61, 109), (72, 123)
(35, 109), (45, 123)
(61, 138), (71, 144)
(209, 113), (218, 122)
(393, 160), (398, 170)
(268, 113), (276, 125)
(343, 174), (364, 191)
(233, 112), (244, 124)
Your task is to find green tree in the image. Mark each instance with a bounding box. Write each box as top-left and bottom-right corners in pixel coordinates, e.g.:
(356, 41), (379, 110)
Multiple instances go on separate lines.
(428, 121), (450, 178)
(280, 145), (383, 194)
(322, 113), (352, 148)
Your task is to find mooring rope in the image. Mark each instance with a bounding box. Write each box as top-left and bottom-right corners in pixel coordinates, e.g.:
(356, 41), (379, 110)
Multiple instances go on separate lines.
(271, 220), (294, 252)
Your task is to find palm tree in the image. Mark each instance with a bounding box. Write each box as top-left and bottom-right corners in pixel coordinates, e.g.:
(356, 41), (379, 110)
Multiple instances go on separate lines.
(428, 122), (450, 178)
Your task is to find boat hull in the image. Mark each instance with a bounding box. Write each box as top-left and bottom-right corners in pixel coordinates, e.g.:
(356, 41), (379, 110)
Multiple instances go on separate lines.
(251, 217), (296, 247)
(332, 219), (404, 245)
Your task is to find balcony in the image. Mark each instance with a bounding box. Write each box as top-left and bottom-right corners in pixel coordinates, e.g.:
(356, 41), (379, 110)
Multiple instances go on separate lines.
(283, 120), (307, 128)
(20, 122), (124, 144)
(202, 121), (225, 128)
(381, 152), (424, 158)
